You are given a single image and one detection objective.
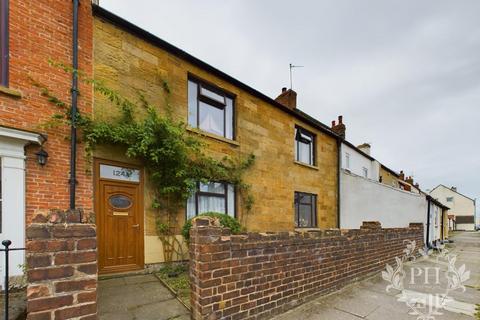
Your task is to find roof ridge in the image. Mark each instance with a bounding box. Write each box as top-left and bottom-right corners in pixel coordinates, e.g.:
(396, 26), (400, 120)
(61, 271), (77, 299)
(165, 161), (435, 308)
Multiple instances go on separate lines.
(92, 4), (340, 140)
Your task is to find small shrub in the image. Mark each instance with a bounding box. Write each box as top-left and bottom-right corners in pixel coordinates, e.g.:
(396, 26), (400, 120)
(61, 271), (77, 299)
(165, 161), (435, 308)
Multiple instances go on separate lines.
(181, 212), (243, 240)
(158, 263), (188, 277)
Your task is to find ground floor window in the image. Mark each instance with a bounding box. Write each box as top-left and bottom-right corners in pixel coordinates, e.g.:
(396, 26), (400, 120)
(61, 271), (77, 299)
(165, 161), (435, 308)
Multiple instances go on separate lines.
(186, 182), (235, 219)
(294, 191), (317, 228)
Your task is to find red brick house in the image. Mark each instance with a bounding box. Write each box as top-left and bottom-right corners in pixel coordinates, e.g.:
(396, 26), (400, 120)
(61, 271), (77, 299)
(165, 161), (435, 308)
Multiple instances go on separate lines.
(0, 0), (96, 318)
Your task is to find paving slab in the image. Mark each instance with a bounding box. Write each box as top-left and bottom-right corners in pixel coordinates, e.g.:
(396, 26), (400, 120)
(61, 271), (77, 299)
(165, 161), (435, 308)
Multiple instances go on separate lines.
(131, 298), (190, 320)
(98, 273), (189, 320)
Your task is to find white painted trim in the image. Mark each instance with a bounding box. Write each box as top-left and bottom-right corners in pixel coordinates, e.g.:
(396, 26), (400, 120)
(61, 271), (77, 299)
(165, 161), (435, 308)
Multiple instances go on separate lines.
(0, 126), (44, 145)
(0, 127), (37, 288)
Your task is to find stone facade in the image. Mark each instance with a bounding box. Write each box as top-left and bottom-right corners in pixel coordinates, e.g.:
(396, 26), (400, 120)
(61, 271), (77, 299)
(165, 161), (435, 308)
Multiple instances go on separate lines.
(379, 166), (400, 189)
(26, 210), (97, 320)
(92, 14), (339, 247)
(189, 217), (424, 320)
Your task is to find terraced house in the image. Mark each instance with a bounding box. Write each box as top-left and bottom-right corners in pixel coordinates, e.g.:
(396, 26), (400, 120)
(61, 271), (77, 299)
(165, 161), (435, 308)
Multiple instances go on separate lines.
(92, 5), (340, 272)
(0, 1), (440, 319)
(0, 0), (341, 313)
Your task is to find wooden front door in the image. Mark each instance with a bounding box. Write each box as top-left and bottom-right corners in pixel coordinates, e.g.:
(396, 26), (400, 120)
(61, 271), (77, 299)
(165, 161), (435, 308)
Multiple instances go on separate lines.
(95, 159), (144, 274)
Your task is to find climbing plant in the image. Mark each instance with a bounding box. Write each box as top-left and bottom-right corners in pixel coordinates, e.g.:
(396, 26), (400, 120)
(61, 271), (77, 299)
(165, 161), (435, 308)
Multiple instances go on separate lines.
(33, 61), (255, 262)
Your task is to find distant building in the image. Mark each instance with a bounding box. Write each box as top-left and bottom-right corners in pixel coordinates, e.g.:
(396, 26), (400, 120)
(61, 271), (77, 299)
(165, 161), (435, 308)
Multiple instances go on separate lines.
(425, 195), (450, 247)
(340, 140), (380, 181)
(429, 185), (476, 231)
(334, 119), (428, 234)
(379, 166), (420, 194)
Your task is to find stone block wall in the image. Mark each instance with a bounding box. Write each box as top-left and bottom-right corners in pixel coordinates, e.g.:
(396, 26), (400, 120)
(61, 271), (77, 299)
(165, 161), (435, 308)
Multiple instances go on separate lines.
(189, 217), (424, 320)
(26, 210), (97, 320)
(93, 14), (339, 234)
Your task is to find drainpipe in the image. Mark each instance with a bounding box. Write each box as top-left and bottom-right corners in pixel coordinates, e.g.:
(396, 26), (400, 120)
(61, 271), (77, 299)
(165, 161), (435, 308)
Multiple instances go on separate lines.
(426, 199), (431, 248)
(69, 0), (79, 209)
(336, 138), (341, 228)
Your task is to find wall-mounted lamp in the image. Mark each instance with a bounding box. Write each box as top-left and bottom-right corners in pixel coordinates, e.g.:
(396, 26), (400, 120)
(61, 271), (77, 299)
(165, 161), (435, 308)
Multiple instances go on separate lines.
(35, 148), (49, 166)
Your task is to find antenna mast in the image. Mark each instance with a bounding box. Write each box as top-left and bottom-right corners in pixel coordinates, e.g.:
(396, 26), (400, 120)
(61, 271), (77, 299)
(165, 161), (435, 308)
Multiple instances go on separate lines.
(289, 63), (304, 90)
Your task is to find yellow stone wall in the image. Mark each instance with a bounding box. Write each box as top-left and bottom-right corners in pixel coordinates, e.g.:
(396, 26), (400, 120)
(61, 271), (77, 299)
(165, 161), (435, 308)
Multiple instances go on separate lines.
(93, 17), (339, 263)
(443, 209), (449, 240)
(379, 167), (400, 189)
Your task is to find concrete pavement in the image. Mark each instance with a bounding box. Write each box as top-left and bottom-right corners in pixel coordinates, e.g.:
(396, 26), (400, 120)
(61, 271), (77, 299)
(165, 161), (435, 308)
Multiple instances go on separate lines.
(98, 274), (190, 320)
(274, 231), (480, 320)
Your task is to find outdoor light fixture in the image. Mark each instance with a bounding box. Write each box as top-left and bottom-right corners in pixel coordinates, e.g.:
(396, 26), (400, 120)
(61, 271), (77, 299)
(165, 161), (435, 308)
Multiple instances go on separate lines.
(36, 148), (49, 166)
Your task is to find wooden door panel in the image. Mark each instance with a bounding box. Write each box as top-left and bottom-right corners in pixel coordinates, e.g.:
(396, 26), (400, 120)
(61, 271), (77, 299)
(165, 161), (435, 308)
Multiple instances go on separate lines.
(96, 163), (144, 274)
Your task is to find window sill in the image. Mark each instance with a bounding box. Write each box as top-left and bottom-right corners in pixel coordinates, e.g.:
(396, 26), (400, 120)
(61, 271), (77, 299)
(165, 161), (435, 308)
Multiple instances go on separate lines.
(0, 86), (22, 98)
(186, 126), (240, 147)
(295, 228), (320, 232)
(294, 161), (319, 170)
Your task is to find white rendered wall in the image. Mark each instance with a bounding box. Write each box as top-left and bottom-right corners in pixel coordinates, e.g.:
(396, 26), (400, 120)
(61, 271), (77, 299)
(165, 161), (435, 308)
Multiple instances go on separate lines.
(430, 185), (475, 230)
(456, 223), (475, 231)
(340, 170), (427, 234)
(427, 202), (443, 245)
(341, 143), (380, 181)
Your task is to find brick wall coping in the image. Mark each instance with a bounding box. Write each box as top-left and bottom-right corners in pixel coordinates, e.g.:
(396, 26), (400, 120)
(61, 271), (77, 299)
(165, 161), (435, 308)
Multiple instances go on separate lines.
(191, 216), (423, 243)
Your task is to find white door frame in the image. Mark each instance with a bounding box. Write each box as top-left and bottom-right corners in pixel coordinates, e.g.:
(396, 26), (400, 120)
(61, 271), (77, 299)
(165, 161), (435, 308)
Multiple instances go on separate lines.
(0, 126), (43, 288)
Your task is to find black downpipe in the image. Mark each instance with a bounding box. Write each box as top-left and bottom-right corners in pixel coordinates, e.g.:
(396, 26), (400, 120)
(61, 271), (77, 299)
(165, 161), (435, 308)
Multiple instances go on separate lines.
(1, 0), (9, 86)
(69, 0), (79, 209)
(426, 200), (431, 248)
(336, 138), (341, 228)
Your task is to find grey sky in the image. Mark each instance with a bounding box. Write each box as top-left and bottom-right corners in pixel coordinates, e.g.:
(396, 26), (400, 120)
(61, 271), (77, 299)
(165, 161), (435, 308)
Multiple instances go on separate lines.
(100, 0), (480, 209)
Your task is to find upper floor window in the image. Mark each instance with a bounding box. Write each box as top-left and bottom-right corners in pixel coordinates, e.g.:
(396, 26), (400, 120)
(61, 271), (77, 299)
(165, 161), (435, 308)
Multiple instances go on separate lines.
(362, 167), (368, 178)
(295, 127), (315, 165)
(186, 182), (235, 219)
(446, 197), (454, 202)
(345, 153), (350, 169)
(294, 192), (317, 228)
(0, 0), (9, 86)
(188, 78), (234, 139)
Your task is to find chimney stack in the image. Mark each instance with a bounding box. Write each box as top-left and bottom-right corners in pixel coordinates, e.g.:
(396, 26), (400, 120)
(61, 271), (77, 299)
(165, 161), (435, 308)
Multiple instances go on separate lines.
(357, 143), (371, 155)
(331, 115), (346, 139)
(451, 186), (457, 192)
(406, 176), (414, 185)
(275, 87), (297, 110)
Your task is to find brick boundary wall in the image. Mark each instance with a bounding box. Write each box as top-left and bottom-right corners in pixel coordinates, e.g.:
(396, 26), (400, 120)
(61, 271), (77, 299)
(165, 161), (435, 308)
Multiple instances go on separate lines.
(26, 209), (97, 320)
(189, 218), (424, 320)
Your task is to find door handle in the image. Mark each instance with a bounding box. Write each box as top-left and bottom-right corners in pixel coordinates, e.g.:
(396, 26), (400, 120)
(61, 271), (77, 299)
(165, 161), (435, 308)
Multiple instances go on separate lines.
(132, 224), (140, 228)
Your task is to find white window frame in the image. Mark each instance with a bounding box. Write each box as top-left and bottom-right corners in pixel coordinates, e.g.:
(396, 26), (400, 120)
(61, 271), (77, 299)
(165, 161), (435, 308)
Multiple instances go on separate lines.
(345, 153), (350, 169)
(186, 181), (236, 219)
(295, 127), (316, 166)
(362, 167), (368, 178)
(188, 78), (235, 140)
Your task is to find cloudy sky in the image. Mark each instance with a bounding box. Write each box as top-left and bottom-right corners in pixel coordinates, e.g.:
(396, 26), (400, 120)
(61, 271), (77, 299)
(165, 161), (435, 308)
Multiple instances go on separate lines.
(100, 0), (480, 211)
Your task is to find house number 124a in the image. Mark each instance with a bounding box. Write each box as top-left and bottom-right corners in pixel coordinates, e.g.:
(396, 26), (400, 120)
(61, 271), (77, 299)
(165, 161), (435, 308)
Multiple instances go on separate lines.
(100, 164), (140, 182)
(113, 169), (133, 178)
